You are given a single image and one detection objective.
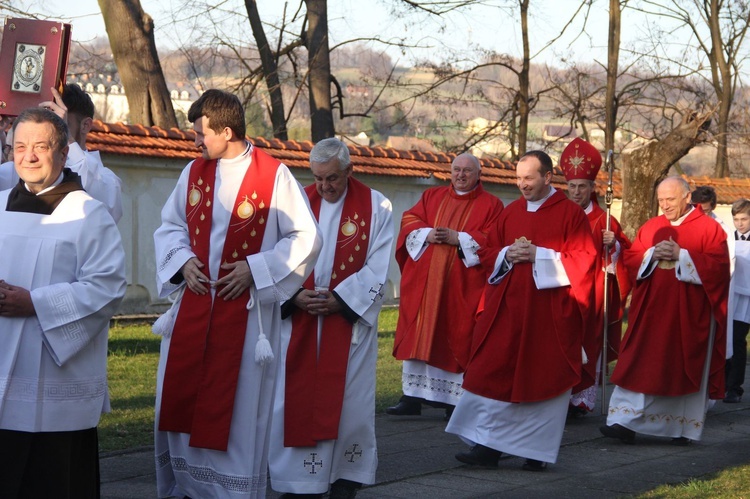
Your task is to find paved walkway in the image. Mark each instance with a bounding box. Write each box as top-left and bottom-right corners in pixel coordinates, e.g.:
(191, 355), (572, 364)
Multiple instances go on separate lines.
(100, 382), (750, 498)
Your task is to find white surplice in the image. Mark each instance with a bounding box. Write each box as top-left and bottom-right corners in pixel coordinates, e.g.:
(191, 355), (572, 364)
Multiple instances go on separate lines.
(269, 187), (394, 494)
(153, 144), (321, 499)
(0, 141), (123, 223)
(0, 189), (126, 432)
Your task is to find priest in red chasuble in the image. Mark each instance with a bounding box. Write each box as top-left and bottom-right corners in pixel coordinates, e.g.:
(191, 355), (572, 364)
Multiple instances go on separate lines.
(560, 138), (632, 417)
(389, 153), (504, 419)
(601, 176), (729, 446)
(446, 150), (596, 472)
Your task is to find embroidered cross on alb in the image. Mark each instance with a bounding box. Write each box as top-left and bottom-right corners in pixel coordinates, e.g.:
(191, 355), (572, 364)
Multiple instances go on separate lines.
(345, 444), (363, 462)
(303, 453), (323, 475)
(369, 283), (385, 302)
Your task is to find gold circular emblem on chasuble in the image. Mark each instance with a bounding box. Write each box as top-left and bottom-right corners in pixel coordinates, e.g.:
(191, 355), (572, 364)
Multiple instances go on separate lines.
(242, 241), (248, 250)
(237, 197), (255, 220)
(189, 187), (201, 206)
(232, 250), (239, 259)
(341, 220), (357, 237)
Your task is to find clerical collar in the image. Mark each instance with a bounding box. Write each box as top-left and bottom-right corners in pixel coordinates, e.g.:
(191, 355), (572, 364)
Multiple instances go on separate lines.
(527, 186), (556, 212)
(453, 185), (478, 196)
(670, 206), (694, 226)
(26, 171), (64, 194)
(219, 141), (252, 167)
(584, 200), (593, 214)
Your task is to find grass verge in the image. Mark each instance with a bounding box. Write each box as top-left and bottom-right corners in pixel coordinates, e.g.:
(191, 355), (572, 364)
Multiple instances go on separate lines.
(101, 308), (403, 452)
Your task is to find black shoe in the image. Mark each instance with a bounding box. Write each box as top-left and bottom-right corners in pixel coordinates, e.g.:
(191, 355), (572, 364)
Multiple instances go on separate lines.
(279, 494), (323, 499)
(567, 405), (588, 419)
(522, 459), (548, 472)
(329, 479), (361, 499)
(599, 424), (636, 444)
(454, 444), (501, 468)
(670, 437), (692, 446)
(443, 406), (454, 421)
(724, 392), (742, 403)
(386, 396), (421, 416)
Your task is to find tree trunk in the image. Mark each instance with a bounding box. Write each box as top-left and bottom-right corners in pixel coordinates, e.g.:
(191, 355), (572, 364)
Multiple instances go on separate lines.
(620, 112), (710, 239)
(517, 0), (530, 155)
(605, 0), (621, 153)
(245, 0), (288, 140)
(98, 0), (177, 129)
(304, 0), (335, 142)
(706, 0), (731, 177)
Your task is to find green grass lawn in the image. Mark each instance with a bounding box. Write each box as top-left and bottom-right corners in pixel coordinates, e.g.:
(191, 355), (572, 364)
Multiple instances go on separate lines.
(100, 310), (750, 498)
(101, 308), (403, 452)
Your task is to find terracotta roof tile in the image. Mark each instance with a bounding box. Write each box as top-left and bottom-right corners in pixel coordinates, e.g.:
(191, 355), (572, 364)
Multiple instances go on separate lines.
(87, 120), (749, 202)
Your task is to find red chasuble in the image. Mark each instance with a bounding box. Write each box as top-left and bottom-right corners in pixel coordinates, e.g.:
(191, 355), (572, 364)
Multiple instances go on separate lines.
(393, 183), (504, 372)
(462, 190), (597, 403)
(159, 148), (280, 451)
(284, 177), (372, 447)
(610, 208), (729, 399)
(573, 202), (632, 392)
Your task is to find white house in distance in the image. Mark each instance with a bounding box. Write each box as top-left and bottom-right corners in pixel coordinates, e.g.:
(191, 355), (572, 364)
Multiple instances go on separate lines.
(68, 75), (198, 125)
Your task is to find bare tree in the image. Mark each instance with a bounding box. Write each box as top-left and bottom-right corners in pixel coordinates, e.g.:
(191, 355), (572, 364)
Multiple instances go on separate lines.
(605, 0), (624, 153)
(245, 0), (288, 139)
(620, 111), (711, 237)
(98, 0), (178, 128)
(304, 0), (335, 141)
(635, 0), (750, 177)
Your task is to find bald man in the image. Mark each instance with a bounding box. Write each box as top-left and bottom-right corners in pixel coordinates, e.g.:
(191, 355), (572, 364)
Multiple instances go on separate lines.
(601, 176), (730, 446)
(390, 153), (504, 419)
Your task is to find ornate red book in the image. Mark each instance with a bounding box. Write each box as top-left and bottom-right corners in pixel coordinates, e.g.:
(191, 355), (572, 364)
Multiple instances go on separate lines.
(0, 18), (72, 116)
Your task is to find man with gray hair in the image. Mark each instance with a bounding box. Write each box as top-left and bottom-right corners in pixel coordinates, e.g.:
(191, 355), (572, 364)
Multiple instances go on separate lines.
(601, 176), (730, 446)
(389, 152), (504, 420)
(268, 137), (394, 498)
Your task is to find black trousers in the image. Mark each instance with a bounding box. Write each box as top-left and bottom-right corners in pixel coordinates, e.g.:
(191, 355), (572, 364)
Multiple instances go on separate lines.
(725, 320), (750, 396)
(0, 427), (100, 499)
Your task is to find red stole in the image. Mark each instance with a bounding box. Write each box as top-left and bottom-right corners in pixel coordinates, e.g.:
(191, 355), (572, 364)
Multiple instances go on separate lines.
(284, 177), (372, 447)
(159, 147), (280, 451)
